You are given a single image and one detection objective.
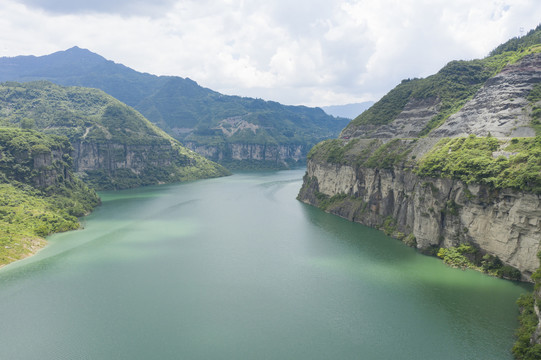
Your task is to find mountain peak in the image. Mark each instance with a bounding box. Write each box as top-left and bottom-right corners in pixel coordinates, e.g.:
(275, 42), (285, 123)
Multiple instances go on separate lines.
(52, 46), (106, 62)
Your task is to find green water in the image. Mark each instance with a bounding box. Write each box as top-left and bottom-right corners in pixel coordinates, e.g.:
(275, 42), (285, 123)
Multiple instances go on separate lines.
(0, 170), (531, 359)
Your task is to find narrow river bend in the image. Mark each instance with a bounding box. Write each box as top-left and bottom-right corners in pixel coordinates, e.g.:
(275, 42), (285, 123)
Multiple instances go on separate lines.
(0, 170), (530, 359)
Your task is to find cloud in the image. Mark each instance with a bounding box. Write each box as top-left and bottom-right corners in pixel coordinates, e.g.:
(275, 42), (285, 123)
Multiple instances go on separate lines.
(15, 0), (177, 16)
(0, 0), (540, 106)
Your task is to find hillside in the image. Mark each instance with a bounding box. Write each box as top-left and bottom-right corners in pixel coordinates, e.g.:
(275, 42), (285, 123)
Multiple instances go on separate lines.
(0, 47), (349, 168)
(299, 24), (541, 276)
(341, 24), (541, 139)
(296, 25), (541, 357)
(0, 81), (229, 189)
(0, 127), (100, 267)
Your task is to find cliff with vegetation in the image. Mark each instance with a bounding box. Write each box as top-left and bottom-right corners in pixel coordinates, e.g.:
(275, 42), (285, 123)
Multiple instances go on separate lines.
(299, 136), (540, 277)
(0, 81), (229, 189)
(0, 127), (100, 267)
(297, 26), (541, 357)
(0, 47), (349, 168)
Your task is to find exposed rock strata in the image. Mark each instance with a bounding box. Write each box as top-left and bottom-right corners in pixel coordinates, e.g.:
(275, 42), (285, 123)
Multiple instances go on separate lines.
(298, 159), (541, 278)
(432, 53), (541, 138)
(185, 142), (306, 166)
(32, 149), (71, 188)
(341, 53), (540, 140)
(71, 141), (187, 174)
(341, 97), (440, 139)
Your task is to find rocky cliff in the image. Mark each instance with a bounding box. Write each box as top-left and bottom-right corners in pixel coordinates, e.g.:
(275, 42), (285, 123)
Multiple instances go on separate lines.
(0, 128), (100, 266)
(431, 53), (541, 138)
(0, 128), (74, 189)
(185, 141), (306, 168)
(299, 49), (541, 277)
(297, 31), (541, 352)
(299, 153), (541, 277)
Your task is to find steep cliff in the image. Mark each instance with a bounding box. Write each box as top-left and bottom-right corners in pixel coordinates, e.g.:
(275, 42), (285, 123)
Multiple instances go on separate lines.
(184, 141), (306, 168)
(299, 142), (540, 277)
(0, 81), (229, 189)
(0, 127), (100, 266)
(298, 28), (541, 354)
(299, 40), (541, 275)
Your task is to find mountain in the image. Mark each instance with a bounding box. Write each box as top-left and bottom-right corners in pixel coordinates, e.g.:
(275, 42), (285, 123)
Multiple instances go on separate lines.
(296, 25), (541, 356)
(0, 127), (100, 267)
(321, 102), (374, 119)
(0, 47), (349, 168)
(0, 81), (229, 189)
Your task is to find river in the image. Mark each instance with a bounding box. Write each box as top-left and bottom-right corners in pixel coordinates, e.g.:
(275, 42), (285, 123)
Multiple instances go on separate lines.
(0, 170), (531, 359)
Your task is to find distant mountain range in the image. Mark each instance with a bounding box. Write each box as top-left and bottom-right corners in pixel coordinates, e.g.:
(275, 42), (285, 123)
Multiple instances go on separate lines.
(0, 47), (349, 168)
(321, 102), (374, 119)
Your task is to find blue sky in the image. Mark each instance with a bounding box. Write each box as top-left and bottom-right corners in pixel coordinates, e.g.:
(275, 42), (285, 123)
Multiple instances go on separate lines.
(1, 0), (540, 106)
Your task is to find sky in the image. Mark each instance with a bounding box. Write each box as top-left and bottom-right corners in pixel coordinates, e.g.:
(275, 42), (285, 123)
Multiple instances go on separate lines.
(0, 0), (540, 107)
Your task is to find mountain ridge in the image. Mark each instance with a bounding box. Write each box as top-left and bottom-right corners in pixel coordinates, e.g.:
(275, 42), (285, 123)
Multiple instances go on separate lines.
(0, 47), (349, 168)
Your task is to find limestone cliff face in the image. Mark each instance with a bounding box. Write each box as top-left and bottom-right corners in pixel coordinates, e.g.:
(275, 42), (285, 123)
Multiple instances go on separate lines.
(298, 159), (541, 278)
(431, 53), (541, 138)
(299, 38), (541, 350)
(299, 53), (541, 278)
(341, 53), (540, 140)
(185, 142), (306, 166)
(341, 97), (441, 139)
(71, 141), (188, 174)
(32, 149), (71, 188)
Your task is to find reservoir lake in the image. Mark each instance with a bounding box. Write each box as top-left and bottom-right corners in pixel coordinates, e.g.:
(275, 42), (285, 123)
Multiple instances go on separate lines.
(0, 170), (531, 359)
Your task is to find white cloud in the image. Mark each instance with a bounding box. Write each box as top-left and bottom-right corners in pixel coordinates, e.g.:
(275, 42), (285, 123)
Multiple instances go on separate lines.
(0, 0), (540, 106)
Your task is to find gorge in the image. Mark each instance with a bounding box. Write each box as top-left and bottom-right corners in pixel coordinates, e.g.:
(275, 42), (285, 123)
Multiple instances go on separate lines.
(0, 23), (540, 360)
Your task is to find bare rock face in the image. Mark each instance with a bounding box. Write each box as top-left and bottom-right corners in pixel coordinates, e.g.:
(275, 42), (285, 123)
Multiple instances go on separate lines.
(32, 149), (70, 188)
(298, 159), (541, 278)
(341, 53), (540, 140)
(432, 53), (541, 138)
(340, 97), (440, 139)
(185, 142), (306, 166)
(298, 48), (541, 348)
(71, 141), (182, 174)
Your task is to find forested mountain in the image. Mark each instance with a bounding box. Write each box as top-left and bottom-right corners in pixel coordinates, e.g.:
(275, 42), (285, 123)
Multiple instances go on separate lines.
(0, 81), (229, 189)
(296, 24), (541, 358)
(0, 47), (349, 168)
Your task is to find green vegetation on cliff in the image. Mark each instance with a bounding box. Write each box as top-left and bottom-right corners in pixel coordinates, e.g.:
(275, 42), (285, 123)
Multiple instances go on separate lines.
(0, 81), (229, 189)
(513, 293), (541, 360)
(513, 251), (541, 359)
(528, 83), (541, 135)
(308, 138), (416, 169)
(437, 244), (521, 280)
(416, 135), (541, 193)
(0, 127), (100, 266)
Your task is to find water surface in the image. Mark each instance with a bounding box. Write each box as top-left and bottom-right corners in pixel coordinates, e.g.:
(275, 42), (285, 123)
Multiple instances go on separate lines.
(0, 170), (530, 359)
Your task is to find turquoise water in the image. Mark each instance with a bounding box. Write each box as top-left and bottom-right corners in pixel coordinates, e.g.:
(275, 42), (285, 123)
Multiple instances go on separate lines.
(0, 170), (531, 359)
